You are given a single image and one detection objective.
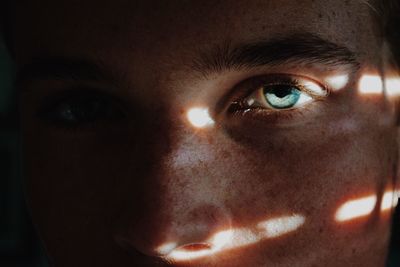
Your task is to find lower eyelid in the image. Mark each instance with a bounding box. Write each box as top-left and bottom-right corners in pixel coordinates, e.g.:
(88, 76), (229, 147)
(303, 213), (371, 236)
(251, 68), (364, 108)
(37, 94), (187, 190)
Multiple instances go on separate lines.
(227, 95), (324, 124)
(227, 106), (305, 126)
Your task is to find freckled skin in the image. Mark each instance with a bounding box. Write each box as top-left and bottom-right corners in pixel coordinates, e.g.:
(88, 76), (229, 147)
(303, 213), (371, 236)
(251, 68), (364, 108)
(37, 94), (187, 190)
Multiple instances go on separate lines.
(14, 0), (400, 266)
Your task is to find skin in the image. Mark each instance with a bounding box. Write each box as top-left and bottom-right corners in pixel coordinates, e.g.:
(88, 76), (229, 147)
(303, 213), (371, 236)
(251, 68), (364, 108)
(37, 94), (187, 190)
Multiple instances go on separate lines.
(12, 0), (400, 266)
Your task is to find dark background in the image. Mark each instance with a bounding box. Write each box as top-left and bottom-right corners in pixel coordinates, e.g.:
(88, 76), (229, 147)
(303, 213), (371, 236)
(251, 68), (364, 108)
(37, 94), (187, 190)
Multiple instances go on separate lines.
(0, 19), (399, 267)
(0, 36), (48, 266)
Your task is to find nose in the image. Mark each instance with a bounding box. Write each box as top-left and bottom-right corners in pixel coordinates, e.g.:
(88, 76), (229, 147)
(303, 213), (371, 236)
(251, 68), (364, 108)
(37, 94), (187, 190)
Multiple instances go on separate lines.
(113, 204), (232, 258)
(112, 157), (235, 260)
(111, 108), (233, 260)
(158, 205), (232, 254)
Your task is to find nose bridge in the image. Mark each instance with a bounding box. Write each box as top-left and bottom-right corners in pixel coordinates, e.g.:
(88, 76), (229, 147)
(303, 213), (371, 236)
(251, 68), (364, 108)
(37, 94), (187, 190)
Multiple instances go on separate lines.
(113, 115), (233, 257)
(155, 119), (231, 224)
(151, 106), (220, 191)
(158, 118), (230, 209)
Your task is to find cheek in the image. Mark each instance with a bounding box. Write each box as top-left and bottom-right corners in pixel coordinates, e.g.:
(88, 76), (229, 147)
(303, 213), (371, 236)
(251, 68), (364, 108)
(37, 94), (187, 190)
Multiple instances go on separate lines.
(22, 100), (397, 266)
(211, 112), (396, 261)
(21, 126), (138, 236)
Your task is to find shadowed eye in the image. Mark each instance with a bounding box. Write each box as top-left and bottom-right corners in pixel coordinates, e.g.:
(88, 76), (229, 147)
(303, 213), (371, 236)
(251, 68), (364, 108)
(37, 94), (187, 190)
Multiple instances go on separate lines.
(241, 75), (328, 111)
(37, 90), (125, 128)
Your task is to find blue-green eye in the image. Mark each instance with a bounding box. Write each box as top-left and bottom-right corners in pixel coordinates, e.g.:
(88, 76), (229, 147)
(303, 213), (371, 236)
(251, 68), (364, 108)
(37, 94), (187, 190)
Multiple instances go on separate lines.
(243, 75), (327, 111)
(264, 85), (301, 109)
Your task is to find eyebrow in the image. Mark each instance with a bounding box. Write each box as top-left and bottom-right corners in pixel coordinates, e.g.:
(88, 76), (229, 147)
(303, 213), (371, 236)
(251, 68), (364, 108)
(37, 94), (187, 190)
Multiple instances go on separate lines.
(192, 33), (360, 77)
(16, 57), (114, 88)
(16, 33), (360, 87)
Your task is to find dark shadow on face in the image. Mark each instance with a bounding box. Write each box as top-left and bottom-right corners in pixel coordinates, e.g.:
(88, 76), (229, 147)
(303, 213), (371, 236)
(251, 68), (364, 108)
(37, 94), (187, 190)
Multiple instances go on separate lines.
(12, 0), (400, 266)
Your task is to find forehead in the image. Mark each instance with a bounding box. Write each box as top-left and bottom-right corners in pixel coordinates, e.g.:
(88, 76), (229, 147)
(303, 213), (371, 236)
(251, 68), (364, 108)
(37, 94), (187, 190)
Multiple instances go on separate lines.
(14, 0), (376, 58)
(14, 0), (381, 107)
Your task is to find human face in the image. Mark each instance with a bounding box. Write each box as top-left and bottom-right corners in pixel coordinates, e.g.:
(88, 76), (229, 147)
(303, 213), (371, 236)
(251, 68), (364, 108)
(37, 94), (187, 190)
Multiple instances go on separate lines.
(14, 0), (400, 266)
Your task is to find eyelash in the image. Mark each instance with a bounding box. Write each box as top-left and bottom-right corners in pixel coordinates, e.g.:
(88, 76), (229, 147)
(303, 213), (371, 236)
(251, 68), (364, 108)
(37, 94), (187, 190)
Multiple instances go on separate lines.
(35, 74), (328, 131)
(227, 74), (329, 116)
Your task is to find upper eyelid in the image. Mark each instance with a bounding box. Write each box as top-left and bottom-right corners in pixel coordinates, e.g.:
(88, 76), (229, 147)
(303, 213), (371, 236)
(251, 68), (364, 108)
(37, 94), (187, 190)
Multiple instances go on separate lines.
(293, 79), (330, 99)
(219, 73), (331, 115)
(246, 74), (330, 99)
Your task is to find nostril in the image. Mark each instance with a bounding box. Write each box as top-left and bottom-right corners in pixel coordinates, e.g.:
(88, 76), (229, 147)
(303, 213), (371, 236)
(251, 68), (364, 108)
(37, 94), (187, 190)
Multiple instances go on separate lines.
(178, 243), (212, 252)
(114, 204), (232, 260)
(166, 242), (215, 262)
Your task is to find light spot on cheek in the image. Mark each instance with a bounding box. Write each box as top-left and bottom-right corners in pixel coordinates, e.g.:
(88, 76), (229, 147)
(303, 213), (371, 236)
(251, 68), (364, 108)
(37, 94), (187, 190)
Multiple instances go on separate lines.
(187, 107), (215, 128)
(358, 74), (400, 101)
(335, 195), (377, 222)
(160, 214), (305, 262)
(257, 214), (306, 238)
(335, 189), (399, 223)
(358, 75), (384, 95)
(381, 190), (399, 211)
(385, 77), (400, 97)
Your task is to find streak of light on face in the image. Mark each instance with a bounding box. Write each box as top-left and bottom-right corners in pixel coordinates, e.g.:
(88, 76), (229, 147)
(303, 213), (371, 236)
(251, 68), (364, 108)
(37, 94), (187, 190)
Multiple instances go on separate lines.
(358, 75), (384, 95)
(159, 214), (305, 262)
(335, 195), (377, 222)
(335, 189), (399, 223)
(325, 74), (349, 91)
(257, 215), (306, 238)
(385, 77), (400, 97)
(381, 190), (399, 211)
(157, 242), (178, 255)
(187, 107), (215, 128)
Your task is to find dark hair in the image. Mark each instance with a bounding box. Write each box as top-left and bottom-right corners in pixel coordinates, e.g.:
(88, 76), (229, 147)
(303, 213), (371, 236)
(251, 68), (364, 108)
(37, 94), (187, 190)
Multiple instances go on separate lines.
(371, 0), (400, 65)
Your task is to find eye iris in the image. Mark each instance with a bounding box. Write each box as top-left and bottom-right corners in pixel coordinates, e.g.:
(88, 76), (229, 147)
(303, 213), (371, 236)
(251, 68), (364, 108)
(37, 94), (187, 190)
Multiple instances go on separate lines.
(40, 94), (124, 127)
(263, 84), (301, 109)
(54, 97), (106, 124)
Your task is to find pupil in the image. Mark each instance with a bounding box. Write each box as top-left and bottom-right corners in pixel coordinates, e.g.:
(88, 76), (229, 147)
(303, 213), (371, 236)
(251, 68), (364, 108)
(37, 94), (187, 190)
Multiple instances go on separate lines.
(51, 97), (109, 124)
(263, 84), (301, 109)
(269, 85), (294, 98)
(66, 99), (103, 122)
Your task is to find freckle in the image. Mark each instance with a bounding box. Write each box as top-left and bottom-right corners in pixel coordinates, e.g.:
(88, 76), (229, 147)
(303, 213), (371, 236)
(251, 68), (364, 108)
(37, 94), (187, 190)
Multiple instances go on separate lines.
(318, 227), (324, 233)
(221, 150), (231, 159)
(352, 248), (357, 254)
(318, 13), (323, 19)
